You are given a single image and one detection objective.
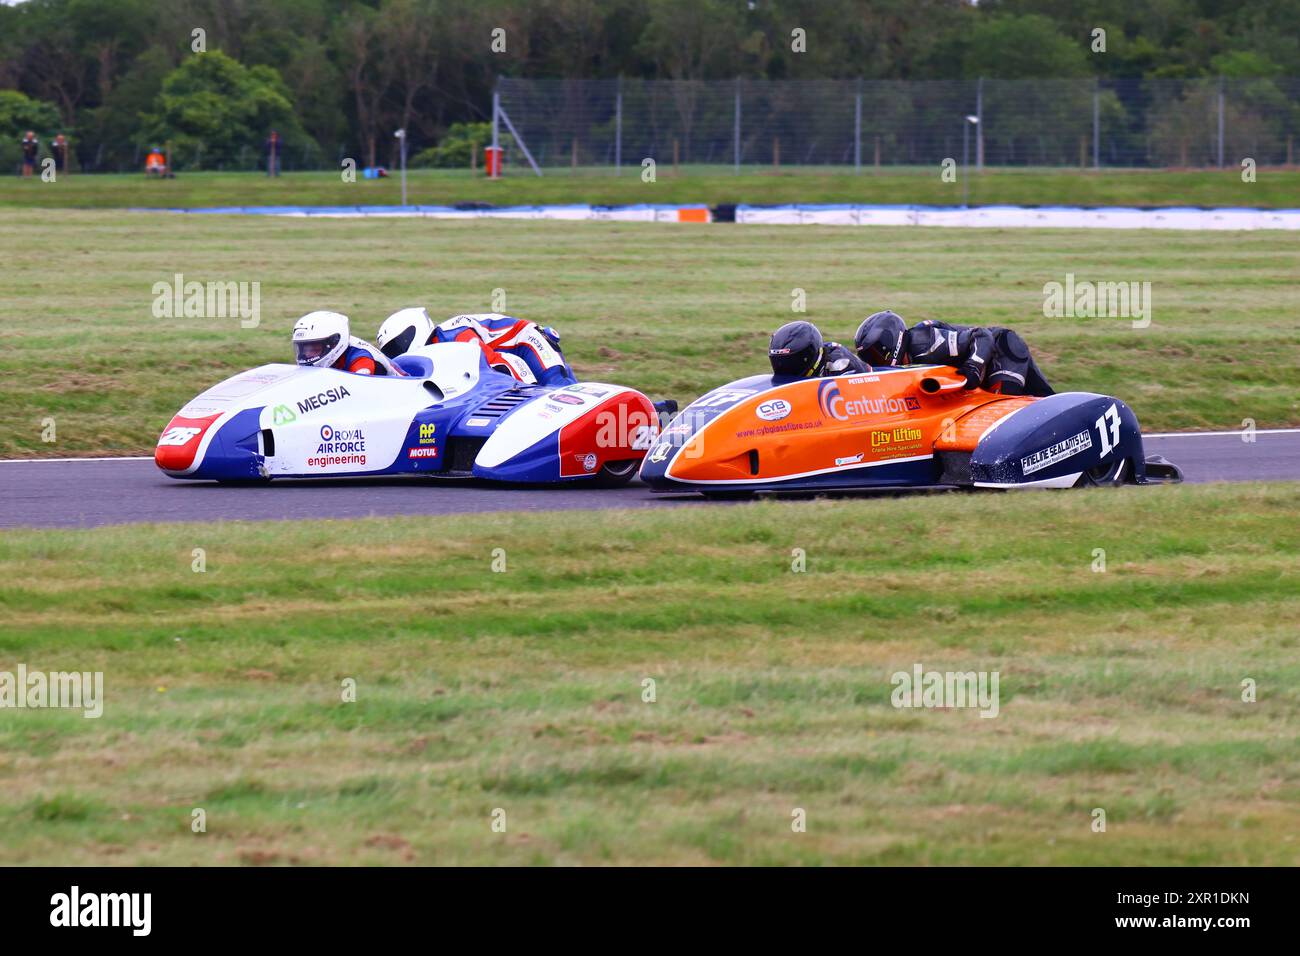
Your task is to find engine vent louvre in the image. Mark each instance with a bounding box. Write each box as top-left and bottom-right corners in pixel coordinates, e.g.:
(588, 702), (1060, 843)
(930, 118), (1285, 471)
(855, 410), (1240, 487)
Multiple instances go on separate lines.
(474, 388), (543, 418)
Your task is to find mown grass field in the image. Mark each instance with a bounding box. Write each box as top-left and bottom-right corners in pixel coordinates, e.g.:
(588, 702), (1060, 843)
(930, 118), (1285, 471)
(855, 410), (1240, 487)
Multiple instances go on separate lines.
(1, 485), (1297, 865)
(2, 165), (1299, 211)
(1, 211), (1297, 456)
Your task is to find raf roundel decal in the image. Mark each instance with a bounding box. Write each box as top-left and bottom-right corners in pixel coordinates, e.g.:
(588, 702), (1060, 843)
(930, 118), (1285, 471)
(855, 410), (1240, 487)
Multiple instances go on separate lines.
(320, 425), (334, 441)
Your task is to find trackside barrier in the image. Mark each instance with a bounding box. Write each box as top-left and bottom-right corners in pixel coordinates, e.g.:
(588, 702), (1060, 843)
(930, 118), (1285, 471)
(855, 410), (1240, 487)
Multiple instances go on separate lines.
(137, 204), (1300, 230)
(735, 204), (1300, 230)
(150, 204), (713, 222)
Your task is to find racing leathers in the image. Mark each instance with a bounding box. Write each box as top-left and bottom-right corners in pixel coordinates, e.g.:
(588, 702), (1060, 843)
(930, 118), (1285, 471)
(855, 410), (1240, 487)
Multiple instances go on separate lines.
(818, 341), (870, 377)
(432, 313), (576, 386)
(902, 320), (1052, 396)
(335, 337), (402, 376)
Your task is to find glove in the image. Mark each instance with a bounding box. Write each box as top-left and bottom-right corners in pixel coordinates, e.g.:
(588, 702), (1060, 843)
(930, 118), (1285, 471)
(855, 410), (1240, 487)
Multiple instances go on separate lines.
(958, 364), (982, 390)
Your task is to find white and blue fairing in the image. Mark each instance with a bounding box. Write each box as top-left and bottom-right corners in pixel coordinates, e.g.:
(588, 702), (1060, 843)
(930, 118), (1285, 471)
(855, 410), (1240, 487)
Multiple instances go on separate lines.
(158, 341), (639, 483)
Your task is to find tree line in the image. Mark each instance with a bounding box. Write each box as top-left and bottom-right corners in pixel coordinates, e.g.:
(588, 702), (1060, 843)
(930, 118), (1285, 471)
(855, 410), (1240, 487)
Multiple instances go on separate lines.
(2, 0), (1297, 172)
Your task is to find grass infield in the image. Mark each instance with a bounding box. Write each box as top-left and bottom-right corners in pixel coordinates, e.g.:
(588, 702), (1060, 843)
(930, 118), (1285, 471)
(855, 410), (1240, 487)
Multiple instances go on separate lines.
(2, 165), (1300, 211)
(1, 210), (1296, 457)
(0, 484), (1296, 865)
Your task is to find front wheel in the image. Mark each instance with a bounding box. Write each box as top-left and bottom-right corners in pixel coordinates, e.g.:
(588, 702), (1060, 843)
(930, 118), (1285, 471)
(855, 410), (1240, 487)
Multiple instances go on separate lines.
(1075, 457), (1128, 488)
(589, 459), (640, 488)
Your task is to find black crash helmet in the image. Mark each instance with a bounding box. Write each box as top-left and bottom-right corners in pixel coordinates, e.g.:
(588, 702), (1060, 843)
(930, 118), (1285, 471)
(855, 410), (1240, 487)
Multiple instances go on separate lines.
(768, 321), (825, 378)
(854, 310), (907, 366)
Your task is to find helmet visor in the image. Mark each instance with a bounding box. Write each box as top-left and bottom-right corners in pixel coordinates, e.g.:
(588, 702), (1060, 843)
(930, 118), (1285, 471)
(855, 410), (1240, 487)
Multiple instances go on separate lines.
(380, 326), (416, 359)
(769, 345), (817, 378)
(858, 332), (898, 367)
(295, 333), (340, 366)
(861, 343), (894, 366)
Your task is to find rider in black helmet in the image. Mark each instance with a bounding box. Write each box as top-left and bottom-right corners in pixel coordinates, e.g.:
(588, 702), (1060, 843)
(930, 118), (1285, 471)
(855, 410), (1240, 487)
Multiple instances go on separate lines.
(769, 321), (868, 378)
(854, 310), (1053, 397)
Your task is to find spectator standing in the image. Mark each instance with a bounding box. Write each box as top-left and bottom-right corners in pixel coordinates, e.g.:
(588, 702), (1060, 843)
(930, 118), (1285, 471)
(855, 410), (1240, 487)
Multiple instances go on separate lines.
(145, 146), (167, 177)
(265, 130), (281, 177)
(52, 134), (68, 174)
(20, 131), (38, 177)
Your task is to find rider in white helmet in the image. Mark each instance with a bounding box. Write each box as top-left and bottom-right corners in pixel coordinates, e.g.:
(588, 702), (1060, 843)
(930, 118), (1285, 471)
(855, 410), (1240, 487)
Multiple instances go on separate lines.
(376, 308), (575, 386)
(376, 307), (437, 361)
(292, 311), (400, 375)
(376, 306), (536, 383)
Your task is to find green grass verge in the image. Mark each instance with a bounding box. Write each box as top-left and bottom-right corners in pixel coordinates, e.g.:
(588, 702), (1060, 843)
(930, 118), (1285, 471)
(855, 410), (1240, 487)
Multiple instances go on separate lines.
(0, 484), (1296, 864)
(2, 166), (1299, 210)
(1, 211), (1296, 457)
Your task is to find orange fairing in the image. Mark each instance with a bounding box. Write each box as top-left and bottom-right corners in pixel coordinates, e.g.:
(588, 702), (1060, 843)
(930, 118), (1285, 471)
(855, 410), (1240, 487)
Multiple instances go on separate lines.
(668, 368), (1026, 483)
(932, 397), (1036, 451)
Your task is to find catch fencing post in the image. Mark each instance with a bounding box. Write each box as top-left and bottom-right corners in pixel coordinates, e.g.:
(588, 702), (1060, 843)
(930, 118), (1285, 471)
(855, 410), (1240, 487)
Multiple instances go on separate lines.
(1093, 80), (1100, 169)
(734, 77), (741, 173)
(962, 119), (969, 208)
(962, 114), (978, 208)
(395, 128), (407, 206)
(491, 83), (500, 178)
(1217, 76), (1225, 168)
(976, 77), (984, 171)
(854, 79), (862, 173)
(614, 76), (623, 175)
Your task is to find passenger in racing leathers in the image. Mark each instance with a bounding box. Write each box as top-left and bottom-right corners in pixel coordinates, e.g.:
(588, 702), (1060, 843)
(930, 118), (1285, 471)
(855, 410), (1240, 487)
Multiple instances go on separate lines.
(853, 310), (1053, 397)
(768, 320), (868, 378)
(376, 307), (576, 386)
(293, 311), (402, 375)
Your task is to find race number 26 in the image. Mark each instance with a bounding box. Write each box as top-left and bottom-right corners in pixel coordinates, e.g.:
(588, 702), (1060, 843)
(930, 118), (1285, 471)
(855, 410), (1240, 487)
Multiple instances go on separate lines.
(158, 426), (202, 446)
(1094, 403), (1121, 457)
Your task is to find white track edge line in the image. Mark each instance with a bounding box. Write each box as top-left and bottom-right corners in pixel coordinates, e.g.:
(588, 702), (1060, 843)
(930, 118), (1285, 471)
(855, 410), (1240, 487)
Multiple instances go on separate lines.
(0, 456), (154, 463)
(3, 428), (1298, 464)
(1142, 428), (1300, 438)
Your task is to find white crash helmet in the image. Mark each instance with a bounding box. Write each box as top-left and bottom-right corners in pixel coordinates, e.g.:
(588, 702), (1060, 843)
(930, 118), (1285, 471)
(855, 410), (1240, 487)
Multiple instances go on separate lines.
(376, 307), (435, 359)
(292, 311), (350, 368)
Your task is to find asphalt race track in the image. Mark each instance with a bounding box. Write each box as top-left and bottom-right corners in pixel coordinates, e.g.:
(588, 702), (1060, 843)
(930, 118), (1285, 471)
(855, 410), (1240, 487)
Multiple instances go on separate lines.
(3, 430), (1298, 530)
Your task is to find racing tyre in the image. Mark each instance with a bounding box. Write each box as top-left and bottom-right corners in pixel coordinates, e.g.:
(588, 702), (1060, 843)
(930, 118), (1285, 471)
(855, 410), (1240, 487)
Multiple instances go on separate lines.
(1075, 458), (1127, 488)
(590, 459), (640, 488)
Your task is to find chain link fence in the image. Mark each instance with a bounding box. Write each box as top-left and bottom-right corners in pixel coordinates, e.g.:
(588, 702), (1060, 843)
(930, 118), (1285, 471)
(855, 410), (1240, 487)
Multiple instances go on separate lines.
(496, 77), (1300, 171)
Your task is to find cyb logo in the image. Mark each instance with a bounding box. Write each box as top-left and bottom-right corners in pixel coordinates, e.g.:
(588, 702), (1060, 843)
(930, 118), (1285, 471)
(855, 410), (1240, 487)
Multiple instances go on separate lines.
(756, 399), (792, 422)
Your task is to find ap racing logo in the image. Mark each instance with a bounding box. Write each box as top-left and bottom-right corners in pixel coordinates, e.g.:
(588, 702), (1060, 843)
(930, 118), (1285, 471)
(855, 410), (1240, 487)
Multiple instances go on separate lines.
(317, 425), (366, 454)
(818, 379), (919, 421)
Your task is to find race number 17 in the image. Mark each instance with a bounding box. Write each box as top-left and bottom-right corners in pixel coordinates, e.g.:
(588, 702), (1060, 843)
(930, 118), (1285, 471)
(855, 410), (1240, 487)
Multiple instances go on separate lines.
(1094, 403), (1121, 457)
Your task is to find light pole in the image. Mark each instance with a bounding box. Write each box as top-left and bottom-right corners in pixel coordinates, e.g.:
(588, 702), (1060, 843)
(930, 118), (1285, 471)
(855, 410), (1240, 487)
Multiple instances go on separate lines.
(962, 114), (979, 209)
(394, 128), (407, 207)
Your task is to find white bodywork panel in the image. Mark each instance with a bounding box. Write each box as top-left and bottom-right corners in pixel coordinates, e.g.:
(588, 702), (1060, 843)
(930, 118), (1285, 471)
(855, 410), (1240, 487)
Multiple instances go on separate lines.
(476, 382), (633, 468)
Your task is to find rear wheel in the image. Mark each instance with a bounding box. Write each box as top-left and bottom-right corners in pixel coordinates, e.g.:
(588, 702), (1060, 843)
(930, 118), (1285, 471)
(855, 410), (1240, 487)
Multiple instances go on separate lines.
(590, 459), (640, 488)
(1075, 457), (1127, 488)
